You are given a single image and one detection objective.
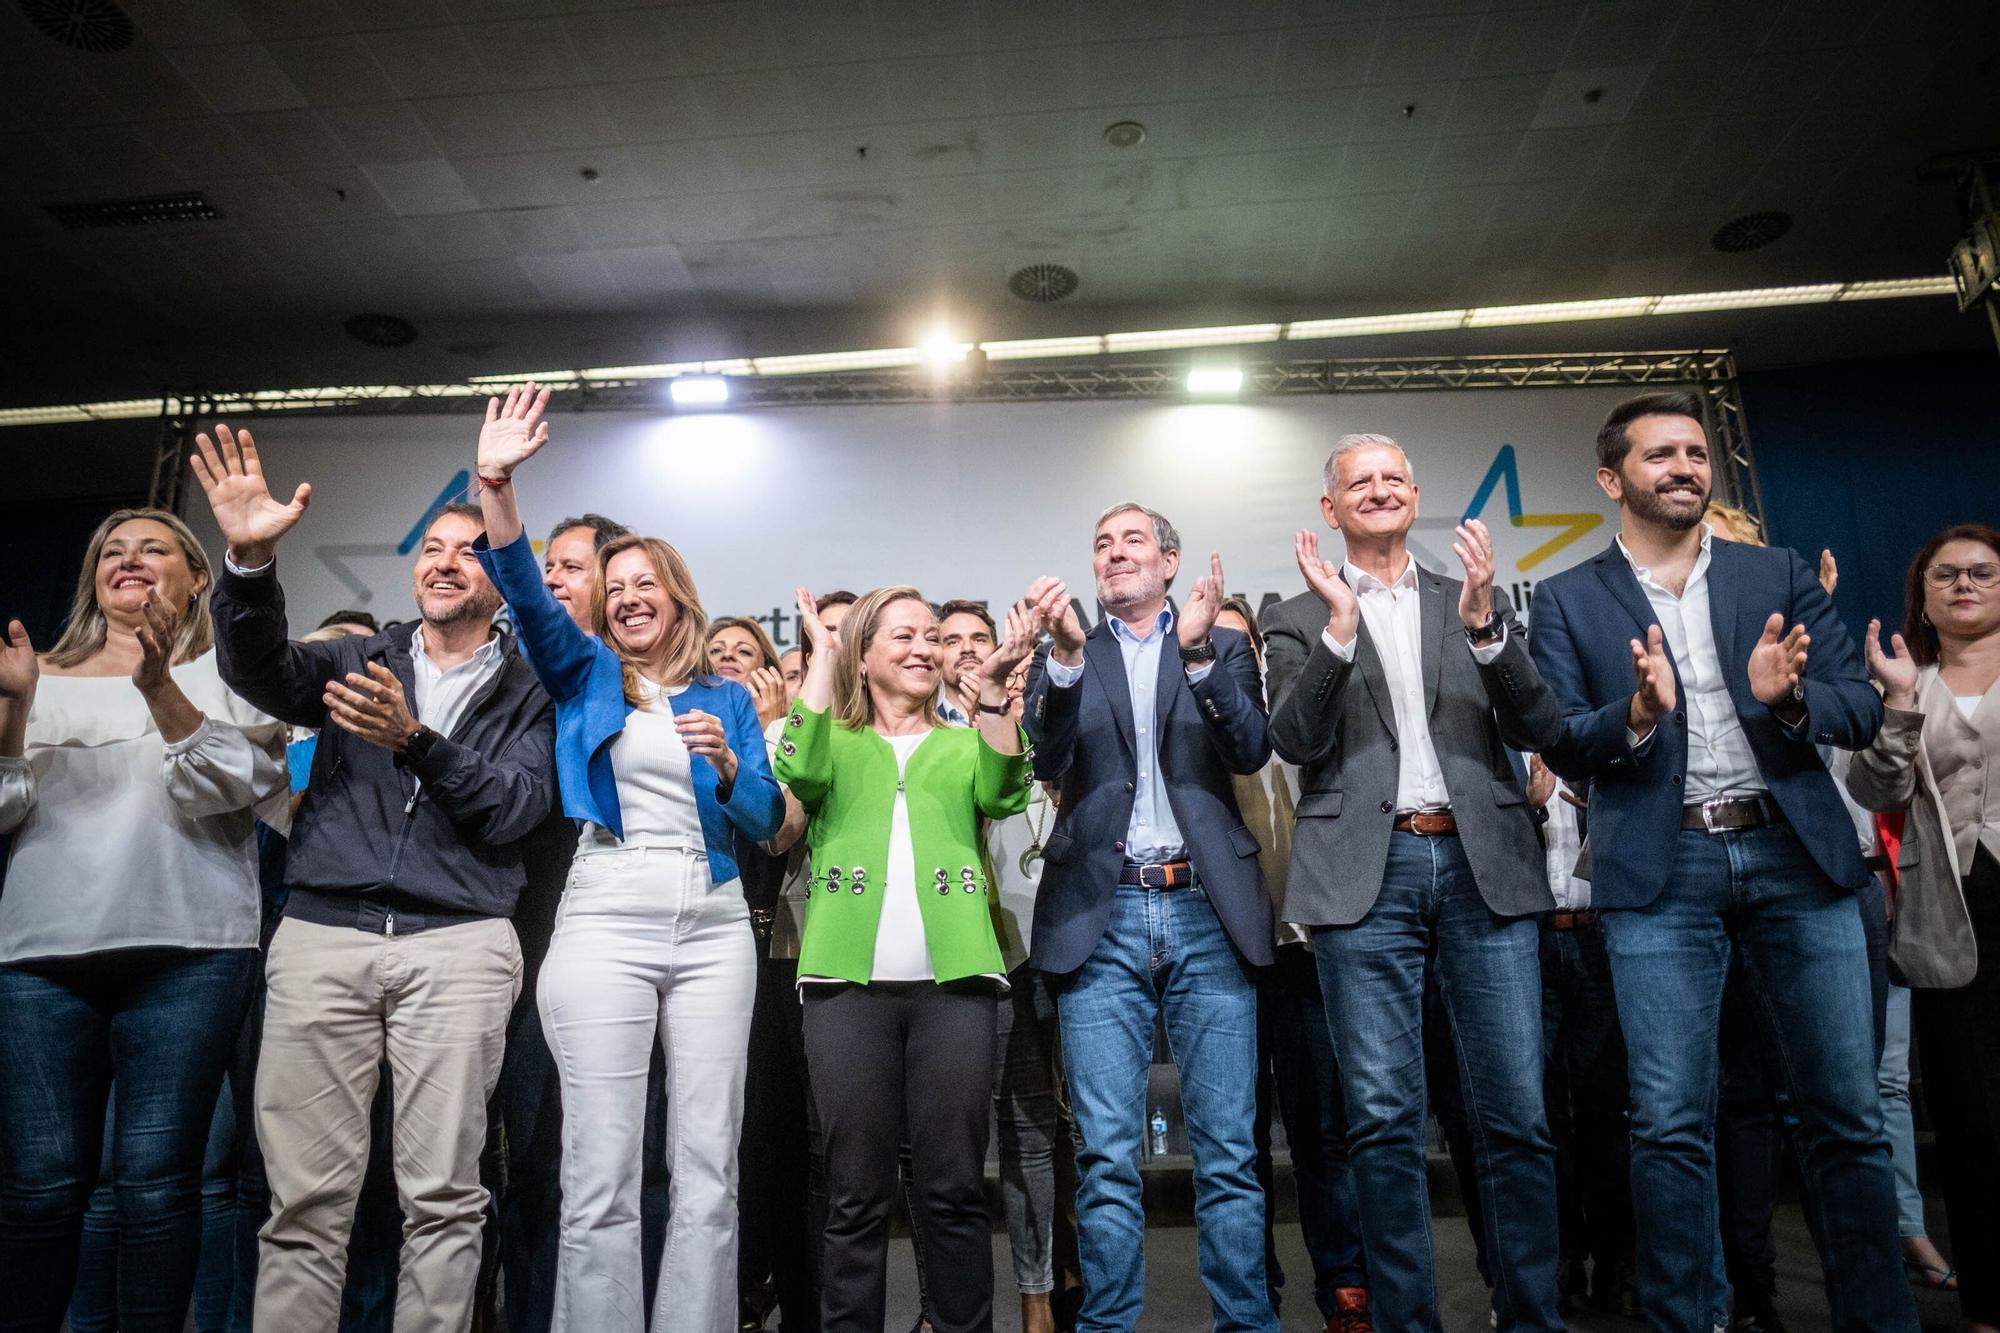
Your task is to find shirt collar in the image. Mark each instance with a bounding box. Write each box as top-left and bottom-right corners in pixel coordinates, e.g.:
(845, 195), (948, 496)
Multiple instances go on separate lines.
(1615, 526), (1711, 584)
(1341, 554), (1418, 595)
(1107, 606), (1173, 644)
(411, 625), (501, 673)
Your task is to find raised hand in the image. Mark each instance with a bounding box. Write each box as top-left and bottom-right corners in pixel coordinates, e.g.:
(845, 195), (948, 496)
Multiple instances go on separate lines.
(1295, 530), (1358, 643)
(190, 424), (311, 567)
(746, 665), (788, 727)
(1747, 612), (1810, 707)
(1025, 576), (1086, 666)
(978, 601), (1039, 693)
(324, 663), (420, 753)
(1177, 552), (1226, 649)
(675, 709), (739, 790)
(1453, 518), (1496, 630)
(1863, 618), (1919, 710)
(1628, 624), (1676, 733)
(131, 589), (179, 695)
(796, 587), (837, 656)
(1818, 549), (1839, 597)
(478, 383), (553, 482)
(1526, 753), (1556, 808)
(0, 619), (38, 703)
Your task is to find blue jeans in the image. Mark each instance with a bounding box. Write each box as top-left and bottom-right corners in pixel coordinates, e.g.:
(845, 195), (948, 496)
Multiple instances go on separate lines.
(1602, 824), (1915, 1333)
(1055, 883), (1275, 1333)
(0, 947), (255, 1333)
(1313, 832), (1560, 1333)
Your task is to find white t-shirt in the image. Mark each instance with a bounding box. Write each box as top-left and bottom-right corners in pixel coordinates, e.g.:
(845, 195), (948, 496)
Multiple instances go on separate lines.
(0, 651), (289, 962)
(578, 679), (705, 853)
(869, 733), (934, 981)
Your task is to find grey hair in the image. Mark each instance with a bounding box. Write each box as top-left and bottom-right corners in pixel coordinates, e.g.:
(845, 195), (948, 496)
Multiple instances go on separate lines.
(1094, 501), (1181, 559)
(1322, 433), (1414, 494)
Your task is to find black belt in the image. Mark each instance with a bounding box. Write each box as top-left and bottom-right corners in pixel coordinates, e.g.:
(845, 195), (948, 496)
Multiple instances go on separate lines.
(1118, 859), (1195, 889)
(284, 887), (493, 937)
(1680, 795), (1784, 833)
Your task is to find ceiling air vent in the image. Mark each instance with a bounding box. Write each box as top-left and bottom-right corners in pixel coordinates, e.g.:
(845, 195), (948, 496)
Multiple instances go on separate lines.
(345, 314), (418, 348)
(1711, 210), (1792, 253)
(46, 191), (218, 229)
(20, 0), (135, 53)
(1007, 263), (1080, 303)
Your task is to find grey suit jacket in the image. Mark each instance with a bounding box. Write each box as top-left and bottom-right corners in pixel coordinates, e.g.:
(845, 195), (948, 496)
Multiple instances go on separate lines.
(1262, 568), (1561, 926)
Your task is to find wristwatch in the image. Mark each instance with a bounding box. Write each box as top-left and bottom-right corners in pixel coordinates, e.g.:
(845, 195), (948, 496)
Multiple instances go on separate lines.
(403, 725), (442, 762)
(1178, 637), (1218, 666)
(1465, 611), (1506, 646)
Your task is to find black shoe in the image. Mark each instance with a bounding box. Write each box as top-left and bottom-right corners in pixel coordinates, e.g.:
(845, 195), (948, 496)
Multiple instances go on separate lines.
(1557, 1257), (1590, 1312)
(1730, 1311), (1787, 1333)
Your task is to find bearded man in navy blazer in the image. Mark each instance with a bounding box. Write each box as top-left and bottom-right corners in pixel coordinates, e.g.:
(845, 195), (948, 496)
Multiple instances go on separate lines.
(1021, 502), (1277, 1333)
(1528, 391), (1914, 1333)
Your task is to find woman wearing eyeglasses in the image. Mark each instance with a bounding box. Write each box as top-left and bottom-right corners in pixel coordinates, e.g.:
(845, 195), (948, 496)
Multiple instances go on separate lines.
(1848, 522), (2000, 1333)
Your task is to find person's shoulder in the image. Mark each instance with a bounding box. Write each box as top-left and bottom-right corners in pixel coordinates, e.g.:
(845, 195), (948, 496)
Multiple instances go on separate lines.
(1263, 589), (1325, 629)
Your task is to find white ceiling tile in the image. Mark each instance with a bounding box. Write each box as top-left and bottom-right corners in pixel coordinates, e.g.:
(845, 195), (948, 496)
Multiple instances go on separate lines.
(123, 0), (258, 46)
(365, 26), (493, 98)
(1529, 65), (1651, 129)
(1248, 146), (1346, 202)
(871, 0), (981, 58)
(508, 87), (621, 152)
(691, 70), (808, 136)
(1464, 7), (1580, 78)
(1370, 15), (1480, 84)
(705, 134), (811, 191)
(474, 17), (591, 89)
(1562, 0), (1680, 69)
(881, 55), (988, 122)
(206, 177), (316, 227)
(413, 93), (531, 157)
(626, 139), (738, 196)
(980, 46), (1083, 115)
(975, 0), (1077, 51)
(561, 8), (683, 81)
(139, 117), (274, 178)
(596, 244), (699, 299)
(1177, 30), (1283, 99)
(1438, 71), (1550, 136)
(73, 46), (214, 121)
(1425, 131), (1522, 186)
(1660, 0), (1783, 63)
(1075, 0), (1181, 44)
(284, 167), (397, 220)
(50, 127), (188, 195)
(339, 0), (453, 29)
(1318, 190), (1411, 238)
(235, 0), (355, 41)
(1344, 81), (1458, 143)
(264, 34), (401, 104)
(658, 3), (784, 74)
(318, 103), (440, 163)
(791, 62), (894, 127)
(519, 251), (620, 302)
(1507, 125), (1614, 182)
(1273, 23), (1381, 91)
(1339, 139), (1434, 194)
(1260, 87), (1363, 150)
(166, 42), (310, 114)
(596, 79), (708, 143)
(762, 0), (881, 66)
(570, 200), (673, 249)
(363, 157), (485, 214)
(404, 211), (514, 258)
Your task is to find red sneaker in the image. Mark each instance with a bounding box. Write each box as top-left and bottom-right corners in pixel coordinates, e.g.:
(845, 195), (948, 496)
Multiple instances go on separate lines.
(1327, 1286), (1373, 1333)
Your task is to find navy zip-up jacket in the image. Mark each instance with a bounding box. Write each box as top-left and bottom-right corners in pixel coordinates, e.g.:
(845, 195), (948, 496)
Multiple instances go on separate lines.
(212, 562), (557, 924)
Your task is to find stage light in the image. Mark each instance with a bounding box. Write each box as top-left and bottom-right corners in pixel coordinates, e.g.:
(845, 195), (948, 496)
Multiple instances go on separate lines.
(1185, 367), (1244, 396)
(668, 376), (730, 406)
(921, 331), (971, 369)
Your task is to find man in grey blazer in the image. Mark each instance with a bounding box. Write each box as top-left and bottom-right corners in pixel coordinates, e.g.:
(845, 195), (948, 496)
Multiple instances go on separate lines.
(1263, 433), (1565, 1333)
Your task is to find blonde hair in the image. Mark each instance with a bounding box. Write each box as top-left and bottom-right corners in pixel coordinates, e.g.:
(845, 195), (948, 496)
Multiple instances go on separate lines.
(1703, 501), (1764, 547)
(707, 616), (781, 672)
(832, 586), (940, 732)
(591, 534), (713, 704)
(45, 508), (215, 669)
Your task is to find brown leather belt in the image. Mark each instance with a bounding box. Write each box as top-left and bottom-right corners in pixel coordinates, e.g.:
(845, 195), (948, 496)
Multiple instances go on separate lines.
(1392, 809), (1457, 836)
(1680, 795), (1783, 833)
(1545, 909), (1600, 931)
(1119, 859), (1195, 889)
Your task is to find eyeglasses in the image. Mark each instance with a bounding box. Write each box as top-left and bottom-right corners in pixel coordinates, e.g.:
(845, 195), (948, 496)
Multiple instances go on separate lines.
(1924, 562), (2000, 589)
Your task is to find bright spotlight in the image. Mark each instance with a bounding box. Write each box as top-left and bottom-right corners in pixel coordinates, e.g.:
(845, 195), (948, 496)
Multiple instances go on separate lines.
(921, 331), (969, 368)
(1185, 366), (1244, 396)
(668, 376), (730, 406)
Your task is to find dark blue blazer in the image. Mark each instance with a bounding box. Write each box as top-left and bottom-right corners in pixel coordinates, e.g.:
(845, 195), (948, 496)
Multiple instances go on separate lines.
(1022, 622), (1274, 974)
(1528, 537), (1881, 907)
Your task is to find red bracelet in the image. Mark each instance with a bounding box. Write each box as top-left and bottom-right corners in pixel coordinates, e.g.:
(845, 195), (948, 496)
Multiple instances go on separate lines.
(476, 474), (509, 489)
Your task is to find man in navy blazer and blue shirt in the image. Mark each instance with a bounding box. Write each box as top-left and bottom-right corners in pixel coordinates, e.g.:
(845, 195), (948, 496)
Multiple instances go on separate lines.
(1528, 391), (1915, 1333)
(1022, 502), (1277, 1333)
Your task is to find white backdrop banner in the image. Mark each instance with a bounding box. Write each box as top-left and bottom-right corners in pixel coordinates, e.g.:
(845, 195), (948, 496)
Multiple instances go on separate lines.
(183, 388), (1637, 647)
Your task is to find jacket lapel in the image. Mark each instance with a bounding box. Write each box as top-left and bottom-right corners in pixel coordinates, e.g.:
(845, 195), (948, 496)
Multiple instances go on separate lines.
(1154, 613), (1180, 734)
(1419, 567), (1449, 716)
(1705, 538), (1744, 696)
(1346, 570), (1397, 737)
(1593, 542), (1662, 639)
(1083, 623), (1136, 756)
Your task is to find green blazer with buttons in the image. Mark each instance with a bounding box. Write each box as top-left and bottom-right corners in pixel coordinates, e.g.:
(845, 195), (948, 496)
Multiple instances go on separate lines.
(774, 701), (1031, 984)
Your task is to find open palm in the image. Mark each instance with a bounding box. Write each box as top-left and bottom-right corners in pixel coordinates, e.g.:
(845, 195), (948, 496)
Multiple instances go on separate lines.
(478, 383), (552, 480)
(191, 424), (311, 557)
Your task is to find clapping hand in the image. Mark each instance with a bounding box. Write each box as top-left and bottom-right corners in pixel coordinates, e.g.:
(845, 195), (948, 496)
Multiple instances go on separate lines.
(131, 589), (180, 696)
(479, 383), (552, 482)
(1453, 518), (1496, 631)
(1294, 530), (1358, 643)
(1177, 552), (1227, 649)
(1819, 549), (1839, 597)
(746, 665), (787, 728)
(1628, 624), (1676, 734)
(190, 424), (312, 567)
(0, 619), (37, 704)
(1747, 612), (1809, 707)
(324, 663), (421, 753)
(977, 601), (1039, 696)
(1025, 576), (1086, 666)
(796, 588), (838, 656)
(675, 710), (738, 789)
(1863, 618), (1918, 711)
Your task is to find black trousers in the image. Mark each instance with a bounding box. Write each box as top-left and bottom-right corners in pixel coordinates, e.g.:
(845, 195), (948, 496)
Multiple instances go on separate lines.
(1914, 844), (2000, 1325)
(802, 980), (997, 1333)
(1539, 920), (1634, 1272)
(741, 950), (820, 1333)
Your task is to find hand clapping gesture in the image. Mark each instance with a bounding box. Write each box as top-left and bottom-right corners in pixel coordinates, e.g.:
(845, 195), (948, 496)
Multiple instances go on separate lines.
(1295, 530), (1359, 644)
(1863, 618), (1918, 711)
(1024, 576), (1086, 667)
(0, 619), (38, 706)
(746, 666), (788, 728)
(1628, 624), (1676, 735)
(976, 602), (1039, 698)
(131, 589), (180, 696)
(190, 424), (312, 568)
(1746, 612), (1810, 708)
(675, 710), (738, 791)
(479, 383), (553, 483)
(324, 663), (422, 753)
(796, 587), (838, 657)
(1176, 553), (1227, 651)
(1453, 518), (1496, 631)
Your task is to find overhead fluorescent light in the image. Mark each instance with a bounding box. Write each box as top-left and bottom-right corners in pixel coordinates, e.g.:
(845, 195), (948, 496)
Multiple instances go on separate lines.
(980, 335), (1107, 360)
(1836, 277), (1959, 300)
(668, 376), (730, 406)
(1288, 310), (1469, 338)
(1105, 323), (1283, 353)
(921, 331), (970, 367)
(752, 347), (921, 375)
(1650, 284), (1842, 314)
(1465, 297), (1657, 327)
(1185, 367), (1244, 396)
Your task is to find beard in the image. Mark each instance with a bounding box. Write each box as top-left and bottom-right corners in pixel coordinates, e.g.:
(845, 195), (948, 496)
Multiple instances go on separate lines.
(1624, 478), (1709, 531)
(420, 585), (502, 628)
(1097, 567), (1166, 614)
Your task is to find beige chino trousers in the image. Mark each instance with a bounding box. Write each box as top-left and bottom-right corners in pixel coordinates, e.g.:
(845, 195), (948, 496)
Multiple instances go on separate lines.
(253, 915), (521, 1333)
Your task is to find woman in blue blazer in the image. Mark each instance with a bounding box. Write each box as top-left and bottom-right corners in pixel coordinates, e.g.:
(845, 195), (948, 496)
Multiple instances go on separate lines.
(471, 384), (783, 1333)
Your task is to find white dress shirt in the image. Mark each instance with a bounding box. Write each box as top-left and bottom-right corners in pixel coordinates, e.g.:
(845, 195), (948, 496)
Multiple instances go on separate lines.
(1542, 783), (1592, 911)
(1616, 531), (1766, 801)
(407, 625), (506, 738)
(1319, 556), (1505, 813)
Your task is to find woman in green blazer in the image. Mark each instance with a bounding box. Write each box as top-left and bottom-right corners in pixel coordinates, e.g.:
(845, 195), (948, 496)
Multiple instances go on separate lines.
(775, 584), (1034, 1333)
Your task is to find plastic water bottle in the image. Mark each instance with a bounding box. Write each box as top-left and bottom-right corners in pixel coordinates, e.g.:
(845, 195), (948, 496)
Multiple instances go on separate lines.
(1148, 1106), (1169, 1157)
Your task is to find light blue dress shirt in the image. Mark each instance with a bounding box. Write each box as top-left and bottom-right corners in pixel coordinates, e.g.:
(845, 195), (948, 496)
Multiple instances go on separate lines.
(1045, 607), (1212, 864)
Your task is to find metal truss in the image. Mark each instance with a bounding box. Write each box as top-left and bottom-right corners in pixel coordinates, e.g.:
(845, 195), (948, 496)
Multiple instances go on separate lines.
(148, 391), (206, 513)
(153, 350), (1760, 527)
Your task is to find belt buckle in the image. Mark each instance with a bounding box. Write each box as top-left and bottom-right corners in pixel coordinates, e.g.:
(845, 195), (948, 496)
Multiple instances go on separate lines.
(1700, 797), (1728, 833)
(1139, 863), (1167, 889)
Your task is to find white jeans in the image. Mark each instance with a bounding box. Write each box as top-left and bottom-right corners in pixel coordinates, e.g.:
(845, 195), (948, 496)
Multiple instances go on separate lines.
(538, 844), (755, 1333)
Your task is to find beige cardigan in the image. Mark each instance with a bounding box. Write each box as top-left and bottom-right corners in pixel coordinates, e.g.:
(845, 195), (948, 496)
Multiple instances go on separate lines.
(1844, 668), (1983, 988)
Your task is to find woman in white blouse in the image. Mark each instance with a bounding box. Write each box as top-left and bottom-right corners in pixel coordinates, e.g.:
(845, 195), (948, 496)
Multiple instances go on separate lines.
(0, 508), (287, 1332)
